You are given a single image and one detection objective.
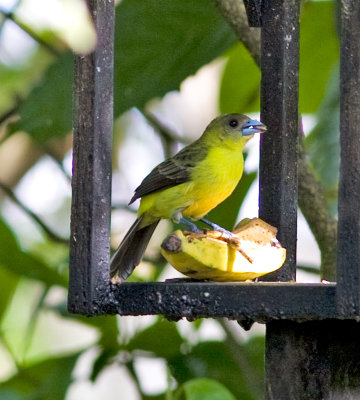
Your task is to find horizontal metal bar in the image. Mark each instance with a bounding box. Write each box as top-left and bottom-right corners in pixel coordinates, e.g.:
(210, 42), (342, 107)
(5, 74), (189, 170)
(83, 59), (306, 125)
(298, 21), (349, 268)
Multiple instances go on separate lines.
(103, 282), (337, 322)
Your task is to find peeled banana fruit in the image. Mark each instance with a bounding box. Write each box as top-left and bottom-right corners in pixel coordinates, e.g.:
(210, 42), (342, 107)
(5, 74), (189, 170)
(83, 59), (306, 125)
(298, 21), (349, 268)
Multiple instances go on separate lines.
(160, 218), (286, 281)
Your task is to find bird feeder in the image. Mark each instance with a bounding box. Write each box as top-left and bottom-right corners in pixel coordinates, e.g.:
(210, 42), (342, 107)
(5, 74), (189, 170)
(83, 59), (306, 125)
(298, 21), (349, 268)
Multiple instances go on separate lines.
(68, 0), (360, 397)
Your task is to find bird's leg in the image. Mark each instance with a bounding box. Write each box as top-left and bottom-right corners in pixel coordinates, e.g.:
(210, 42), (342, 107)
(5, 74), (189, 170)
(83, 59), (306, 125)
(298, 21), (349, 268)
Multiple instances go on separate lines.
(179, 218), (202, 233)
(200, 218), (234, 238)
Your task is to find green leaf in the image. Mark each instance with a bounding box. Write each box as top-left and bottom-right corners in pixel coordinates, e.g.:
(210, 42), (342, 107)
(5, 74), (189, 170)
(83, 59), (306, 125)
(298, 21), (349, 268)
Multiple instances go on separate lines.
(0, 49), (53, 114)
(126, 318), (184, 359)
(0, 218), (67, 287)
(305, 65), (340, 187)
(90, 348), (114, 382)
(114, 0), (236, 115)
(88, 316), (120, 381)
(0, 353), (79, 400)
(299, 1), (339, 113)
(219, 44), (260, 114)
(142, 395), (167, 400)
(169, 338), (264, 400)
(10, 52), (73, 143)
(0, 267), (19, 322)
(176, 378), (236, 400)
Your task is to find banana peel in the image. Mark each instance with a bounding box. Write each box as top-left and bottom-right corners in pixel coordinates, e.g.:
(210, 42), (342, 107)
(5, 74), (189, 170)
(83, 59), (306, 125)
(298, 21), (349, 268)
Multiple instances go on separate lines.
(160, 218), (286, 281)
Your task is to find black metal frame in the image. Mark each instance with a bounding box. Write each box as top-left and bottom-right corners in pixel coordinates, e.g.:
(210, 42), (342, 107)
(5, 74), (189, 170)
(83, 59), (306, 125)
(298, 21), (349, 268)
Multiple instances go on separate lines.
(68, 0), (360, 397)
(337, 0), (360, 316)
(67, 0), (360, 392)
(69, 0), (114, 314)
(68, 0), (359, 320)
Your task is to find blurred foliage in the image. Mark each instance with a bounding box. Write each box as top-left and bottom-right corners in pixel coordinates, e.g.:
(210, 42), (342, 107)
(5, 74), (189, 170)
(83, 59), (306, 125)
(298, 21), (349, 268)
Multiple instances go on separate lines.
(0, 0), (338, 399)
(169, 336), (265, 400)
(0, 353), (79, 400)
(114, 0), (237, 115)
(305, 64), (340, 215)
(0, 49), (53, 112)
(175, 378), (236, 400)
(298, 0), (339, 113)
(219, 1), (339, 114)
(9, 52), (73, 143)
(0, 218), (67, 287)
(219, 43), (260, 114)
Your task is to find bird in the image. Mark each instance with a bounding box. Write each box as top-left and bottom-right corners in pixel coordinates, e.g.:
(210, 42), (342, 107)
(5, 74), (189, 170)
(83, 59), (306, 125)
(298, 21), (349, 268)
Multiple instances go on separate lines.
(110, 113), (267, 281)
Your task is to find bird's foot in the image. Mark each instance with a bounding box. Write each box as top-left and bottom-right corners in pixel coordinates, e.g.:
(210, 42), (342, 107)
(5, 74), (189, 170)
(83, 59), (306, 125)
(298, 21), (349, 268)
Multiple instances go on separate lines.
(179, 218), (202, 234)
(200, 219), (254, 263)
(200, 218), (234, 239)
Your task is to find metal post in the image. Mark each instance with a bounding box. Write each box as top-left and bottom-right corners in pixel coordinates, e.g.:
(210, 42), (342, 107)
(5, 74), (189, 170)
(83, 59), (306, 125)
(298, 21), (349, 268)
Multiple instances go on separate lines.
(266, 320), (360, 399)
(68, 0), (114, 314)
(337, 0), (360, 316)
(264, 1), (360, 399)
(259, 0), (299, 282)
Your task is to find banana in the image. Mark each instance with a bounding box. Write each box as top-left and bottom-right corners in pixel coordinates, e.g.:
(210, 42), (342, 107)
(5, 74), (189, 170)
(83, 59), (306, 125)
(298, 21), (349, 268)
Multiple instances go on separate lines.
(160, 218), (286, 281)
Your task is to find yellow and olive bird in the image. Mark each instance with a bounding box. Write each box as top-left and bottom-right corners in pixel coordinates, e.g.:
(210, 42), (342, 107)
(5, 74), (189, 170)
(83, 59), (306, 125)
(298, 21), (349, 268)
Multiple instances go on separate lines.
(110, 114), (266, 281)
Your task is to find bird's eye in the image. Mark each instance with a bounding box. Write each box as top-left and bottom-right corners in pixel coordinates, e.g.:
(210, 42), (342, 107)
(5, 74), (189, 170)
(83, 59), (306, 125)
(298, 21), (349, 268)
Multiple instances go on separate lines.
(229, 119), (239, 128)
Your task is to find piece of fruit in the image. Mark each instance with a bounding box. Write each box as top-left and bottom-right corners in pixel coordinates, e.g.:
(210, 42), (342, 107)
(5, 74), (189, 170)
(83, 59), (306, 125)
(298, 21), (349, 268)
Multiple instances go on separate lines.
(160, 218), (286, 281)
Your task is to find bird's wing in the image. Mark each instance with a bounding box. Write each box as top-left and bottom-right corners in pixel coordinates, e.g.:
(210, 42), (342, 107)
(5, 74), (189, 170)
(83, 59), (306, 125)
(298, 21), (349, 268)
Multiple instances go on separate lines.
(129, 143), (206, 204)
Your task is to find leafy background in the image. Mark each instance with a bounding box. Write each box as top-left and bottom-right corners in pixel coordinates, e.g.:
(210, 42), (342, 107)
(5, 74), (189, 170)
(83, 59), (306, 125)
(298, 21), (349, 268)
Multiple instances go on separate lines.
(0, 0), (338, 398)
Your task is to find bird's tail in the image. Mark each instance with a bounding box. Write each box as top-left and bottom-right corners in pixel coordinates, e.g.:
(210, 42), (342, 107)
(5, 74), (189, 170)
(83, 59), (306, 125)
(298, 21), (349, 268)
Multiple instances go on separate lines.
(110, 216), (159, 281)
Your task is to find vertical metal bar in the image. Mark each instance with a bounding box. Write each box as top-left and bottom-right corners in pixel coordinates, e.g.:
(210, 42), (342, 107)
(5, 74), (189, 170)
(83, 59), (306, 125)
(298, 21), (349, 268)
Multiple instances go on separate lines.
(68, 0), (114, 314)
(259, 0), (300, 281)
(260, 1), (301, 398)
(243, 0), (262, 27)
(337, 0), (360, 316)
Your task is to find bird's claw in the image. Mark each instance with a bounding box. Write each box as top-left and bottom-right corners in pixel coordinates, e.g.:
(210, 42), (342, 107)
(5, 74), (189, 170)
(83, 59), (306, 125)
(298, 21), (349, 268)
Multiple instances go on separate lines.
(216, 227), (235, 240)
(200, 218), (234, 238)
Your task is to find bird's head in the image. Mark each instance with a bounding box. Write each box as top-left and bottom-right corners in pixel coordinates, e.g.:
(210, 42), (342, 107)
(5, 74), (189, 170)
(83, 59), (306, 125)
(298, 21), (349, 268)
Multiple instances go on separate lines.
(204, 114), (267, 147)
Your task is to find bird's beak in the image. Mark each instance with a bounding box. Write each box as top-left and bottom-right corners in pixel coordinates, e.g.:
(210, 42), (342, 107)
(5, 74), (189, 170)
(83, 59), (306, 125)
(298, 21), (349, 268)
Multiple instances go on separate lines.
(242, 119), (267, 136)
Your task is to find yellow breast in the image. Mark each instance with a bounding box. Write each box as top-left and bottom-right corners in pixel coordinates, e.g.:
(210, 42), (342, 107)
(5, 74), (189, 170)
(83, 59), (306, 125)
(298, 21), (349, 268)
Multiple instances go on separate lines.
(182, 145), (244, 219)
